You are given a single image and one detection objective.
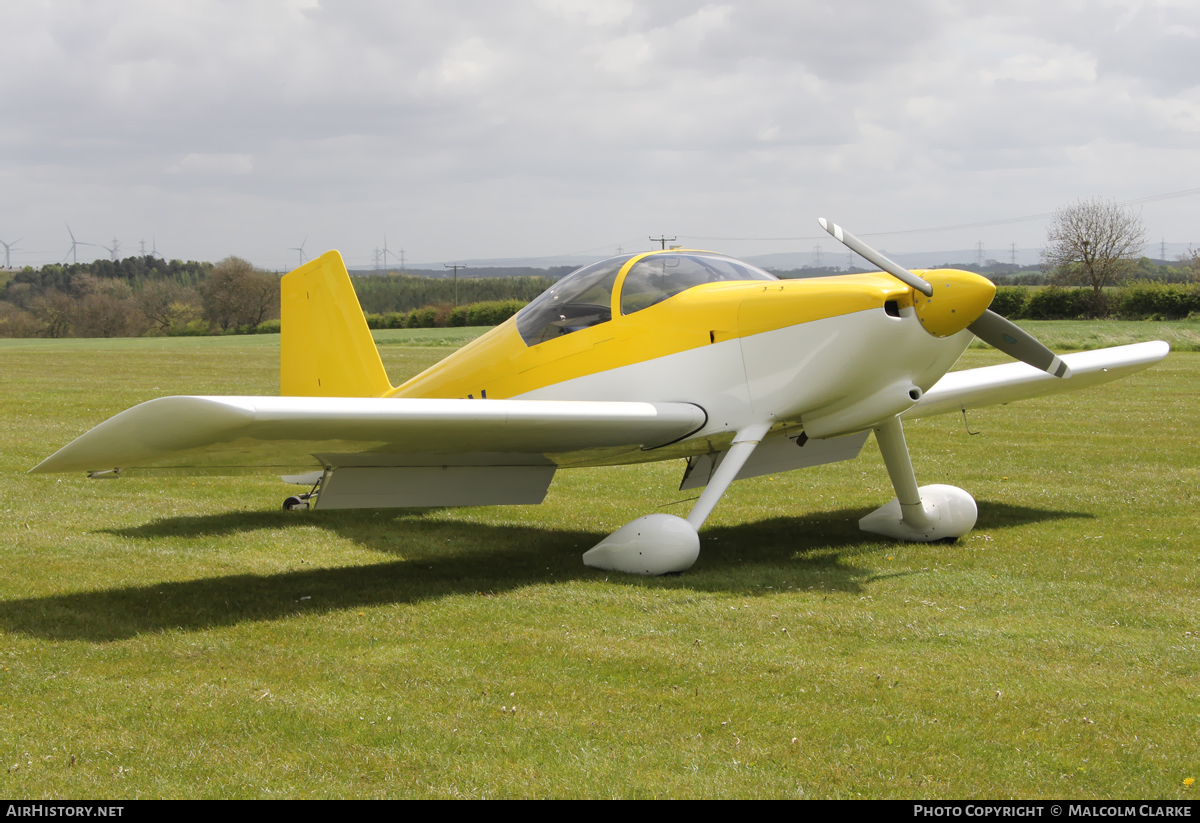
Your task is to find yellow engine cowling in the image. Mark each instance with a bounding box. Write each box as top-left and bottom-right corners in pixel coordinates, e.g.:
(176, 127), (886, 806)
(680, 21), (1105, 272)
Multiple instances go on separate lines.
(911, 269), (997, 338)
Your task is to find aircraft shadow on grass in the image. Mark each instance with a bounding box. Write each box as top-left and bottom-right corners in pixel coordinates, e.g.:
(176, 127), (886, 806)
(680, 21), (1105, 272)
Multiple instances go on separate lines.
(0, 501), (1089, 642)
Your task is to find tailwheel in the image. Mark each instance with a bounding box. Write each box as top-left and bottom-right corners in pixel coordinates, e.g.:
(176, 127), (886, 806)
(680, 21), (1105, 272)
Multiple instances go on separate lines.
(281, 473), (323, 512)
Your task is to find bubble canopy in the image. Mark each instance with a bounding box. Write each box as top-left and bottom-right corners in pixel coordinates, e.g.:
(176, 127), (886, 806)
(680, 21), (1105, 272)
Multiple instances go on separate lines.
(516, 252), (777, 346)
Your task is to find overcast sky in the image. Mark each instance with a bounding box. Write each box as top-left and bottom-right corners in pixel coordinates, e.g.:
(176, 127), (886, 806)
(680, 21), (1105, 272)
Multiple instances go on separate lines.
(2, 0), (1197, 270)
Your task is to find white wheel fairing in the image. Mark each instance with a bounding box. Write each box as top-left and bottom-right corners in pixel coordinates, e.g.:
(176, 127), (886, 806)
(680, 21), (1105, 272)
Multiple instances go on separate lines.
(858, 484), (978, 542)
(582, 514), (700, 576)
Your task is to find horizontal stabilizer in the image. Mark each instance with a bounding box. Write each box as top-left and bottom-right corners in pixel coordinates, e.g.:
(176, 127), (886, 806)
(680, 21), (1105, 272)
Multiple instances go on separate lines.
(904, 341), (1169, 420)
(30, 396), (707, 476)
(314, 465), (557, 510)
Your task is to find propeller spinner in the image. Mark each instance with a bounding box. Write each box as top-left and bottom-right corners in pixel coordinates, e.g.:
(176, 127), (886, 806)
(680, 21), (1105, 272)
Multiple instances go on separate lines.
(819, 218), (1071, 379)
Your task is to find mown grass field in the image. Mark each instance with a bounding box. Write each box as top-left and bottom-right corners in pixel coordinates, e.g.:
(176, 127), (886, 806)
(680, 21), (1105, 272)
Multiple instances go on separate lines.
(966, 319), (1200, 352)
(0, 322), (1196, 799)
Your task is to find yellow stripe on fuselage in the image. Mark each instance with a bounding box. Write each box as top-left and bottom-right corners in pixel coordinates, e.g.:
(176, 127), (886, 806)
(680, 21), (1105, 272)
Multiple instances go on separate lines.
(388, 266), (917, 401)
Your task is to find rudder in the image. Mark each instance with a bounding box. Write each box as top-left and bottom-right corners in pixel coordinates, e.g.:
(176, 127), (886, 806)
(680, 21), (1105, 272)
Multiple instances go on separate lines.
(281, 250), (393, 397)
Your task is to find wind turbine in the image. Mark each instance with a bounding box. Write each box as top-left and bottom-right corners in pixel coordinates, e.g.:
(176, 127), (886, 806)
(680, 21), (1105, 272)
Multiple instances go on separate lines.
(381, 235), (398, 270)
(99, 237), (122, 262)
(150, 237), (164, 259)
(1, 238), (21, 268)
(289, 237), (308, 265)
(63, 224), (95, 264)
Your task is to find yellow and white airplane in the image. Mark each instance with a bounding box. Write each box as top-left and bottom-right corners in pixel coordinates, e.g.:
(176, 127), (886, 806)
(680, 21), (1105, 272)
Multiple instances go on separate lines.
(33, 220), (1169, 575)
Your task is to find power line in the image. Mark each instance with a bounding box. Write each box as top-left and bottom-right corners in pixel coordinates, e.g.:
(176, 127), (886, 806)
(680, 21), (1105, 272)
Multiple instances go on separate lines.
(677, 186), (1200, 243)
(444, 263), (466, 306)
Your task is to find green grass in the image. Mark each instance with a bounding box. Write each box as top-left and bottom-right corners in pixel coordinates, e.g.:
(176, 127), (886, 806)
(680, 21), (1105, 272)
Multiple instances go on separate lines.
(0, 324), (1195, 798)
(372, 327), (489, 348)
(0, 326), (491, 353)
(968, 319), (1200, 352)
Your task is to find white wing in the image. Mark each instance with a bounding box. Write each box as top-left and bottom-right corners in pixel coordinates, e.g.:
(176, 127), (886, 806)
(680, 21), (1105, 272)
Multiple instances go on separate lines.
(904, 341), (1169, 420)
(30, 396), (707, 477)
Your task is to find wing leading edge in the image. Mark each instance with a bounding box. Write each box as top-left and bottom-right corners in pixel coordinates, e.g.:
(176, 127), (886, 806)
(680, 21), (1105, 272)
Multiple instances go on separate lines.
(30, 396), (708, 477)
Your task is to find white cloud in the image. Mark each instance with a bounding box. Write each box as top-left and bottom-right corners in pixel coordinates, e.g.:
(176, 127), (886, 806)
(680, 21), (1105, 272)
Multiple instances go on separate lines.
(0, 0), (1198, 270)
(167, 153), (254, 176)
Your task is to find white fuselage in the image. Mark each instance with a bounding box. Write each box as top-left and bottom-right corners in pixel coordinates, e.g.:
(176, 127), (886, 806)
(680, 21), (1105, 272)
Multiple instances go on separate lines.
(518, 305), (973, 453)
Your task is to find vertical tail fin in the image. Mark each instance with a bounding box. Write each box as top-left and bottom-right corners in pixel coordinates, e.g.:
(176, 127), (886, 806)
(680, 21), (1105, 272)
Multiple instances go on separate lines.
(281, 250), (393, 397)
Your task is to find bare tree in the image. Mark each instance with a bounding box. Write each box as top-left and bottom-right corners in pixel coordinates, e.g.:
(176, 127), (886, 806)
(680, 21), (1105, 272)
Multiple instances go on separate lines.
(1177, 247), (1200, 282)
(69, 276), (145, 338)
(0, 302), (42, 338)
(202, 256), (281, 331)
(140, 281), (201, 335)
(237, 269), (281, 327)
(29, 289), (75, 338)
(1041, 198), (1147, 310)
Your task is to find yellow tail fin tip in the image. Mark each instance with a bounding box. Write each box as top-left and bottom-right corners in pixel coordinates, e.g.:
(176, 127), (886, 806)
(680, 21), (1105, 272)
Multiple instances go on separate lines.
(280, 250), (392, 397)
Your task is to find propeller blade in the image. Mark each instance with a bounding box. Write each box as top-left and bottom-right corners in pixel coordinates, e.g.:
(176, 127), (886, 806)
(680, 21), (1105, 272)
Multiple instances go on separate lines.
(819, 218), (933, 296)
(818, 216), (1070, 378)
(967, 309), (1072, 378)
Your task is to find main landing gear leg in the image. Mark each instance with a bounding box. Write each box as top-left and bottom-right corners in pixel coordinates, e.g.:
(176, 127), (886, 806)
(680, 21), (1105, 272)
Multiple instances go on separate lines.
(859, 415), (977, 542)
(583, 423), (771, 576)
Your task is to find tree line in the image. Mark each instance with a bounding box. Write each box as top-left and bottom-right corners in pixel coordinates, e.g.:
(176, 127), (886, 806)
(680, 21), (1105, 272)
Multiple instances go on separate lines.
(0, 256), (280, 338)
(990, 282), (1200, 320)
(350, 274), (555, 314)
(2, 202), (1197, 339)
(983, 255), (1199, 287)
(0, 256), (556, 338)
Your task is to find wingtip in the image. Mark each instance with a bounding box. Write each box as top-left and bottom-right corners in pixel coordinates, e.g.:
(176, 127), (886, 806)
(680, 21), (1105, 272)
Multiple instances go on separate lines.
(28, 450), (69, 474)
